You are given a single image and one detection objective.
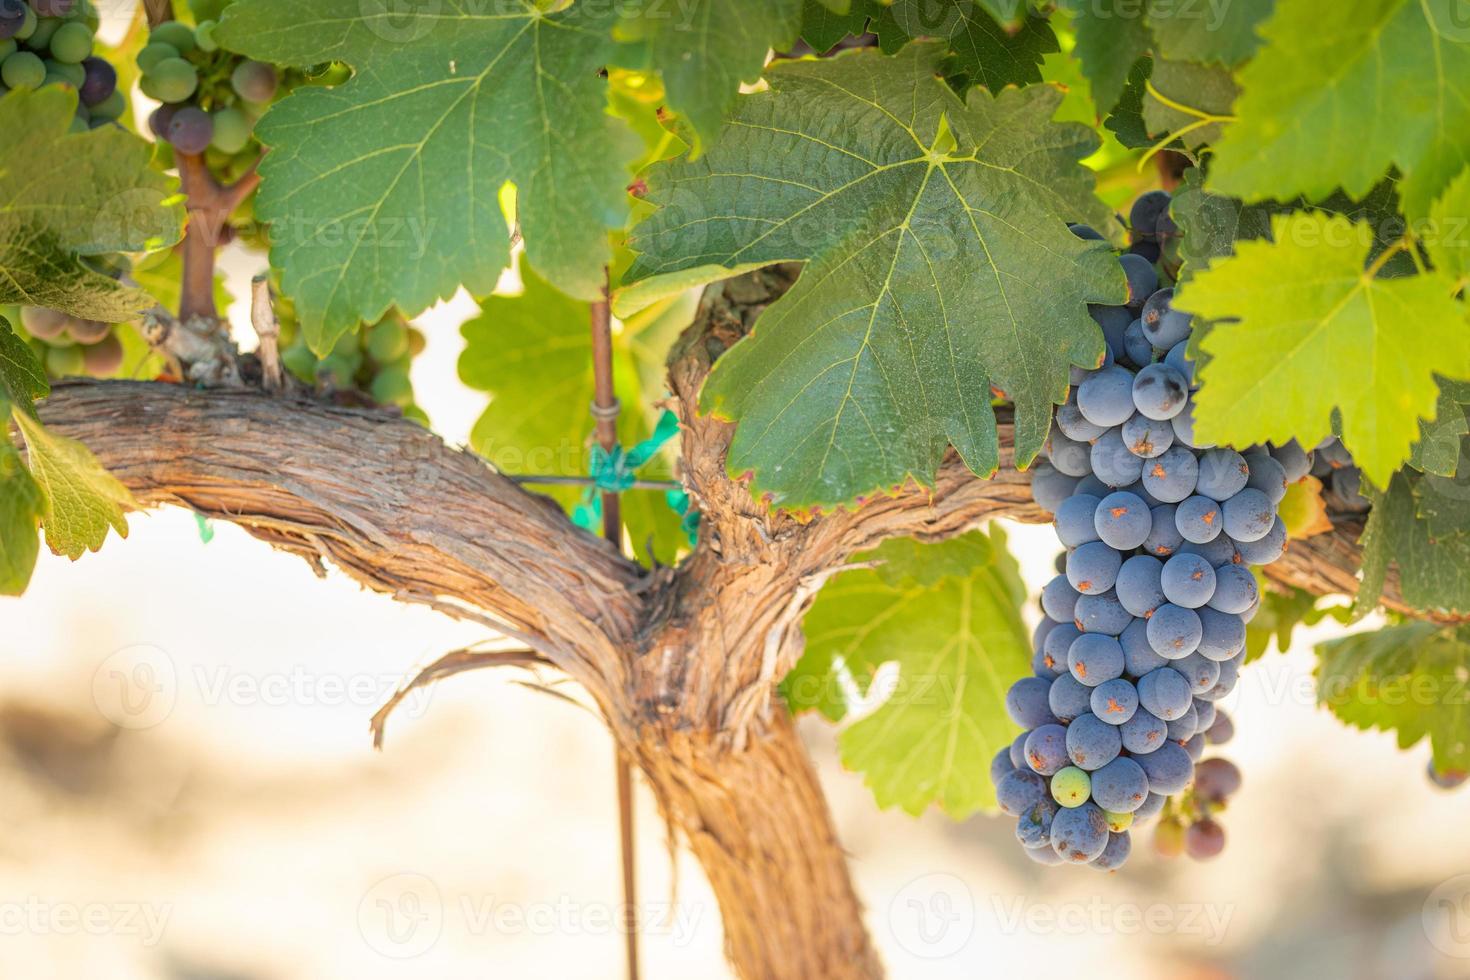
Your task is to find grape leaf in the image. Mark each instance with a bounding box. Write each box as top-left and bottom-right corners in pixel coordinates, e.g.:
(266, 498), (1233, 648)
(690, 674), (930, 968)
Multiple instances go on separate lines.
(621, 45), (1122, 511)
(216, 0), (639, 353)
(1062, 0), (1151, 113)
(1244, 580), (1345, 662)
(1209, 0), (1470, 221)
(1104, 57), (1156, 150)
(0, 88), (183, 321)
(1174, 212), (1470, 486)
(1141, 57), (1237, 150)
(13, 412), (132, 562)
(0, 438), (43, 596)
(866, 0), (1060, 92)
(1428, 166), (1470, 287)
(1145, 0), (1273, 67)
(1411, 378), (1470, 476)
(1317, 621), (1470, 773)
(800, 0), (870, 51)
(1278, 474), (1333, 539)
(1169, 170), (1408, 274)
(0, 314), (50, 412)
(789, 527), (1030, 817)
(459, 258), (691, 565)
(1356, 470), (1470, 616)
(616, 0), (804, 152)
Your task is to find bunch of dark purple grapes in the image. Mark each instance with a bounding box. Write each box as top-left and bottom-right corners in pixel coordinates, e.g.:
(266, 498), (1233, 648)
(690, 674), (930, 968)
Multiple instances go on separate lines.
(989, 191), (1308, 869)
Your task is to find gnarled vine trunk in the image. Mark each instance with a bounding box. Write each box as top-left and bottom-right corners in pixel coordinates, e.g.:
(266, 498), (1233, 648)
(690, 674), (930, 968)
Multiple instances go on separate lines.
(35, 267), (1440, 979)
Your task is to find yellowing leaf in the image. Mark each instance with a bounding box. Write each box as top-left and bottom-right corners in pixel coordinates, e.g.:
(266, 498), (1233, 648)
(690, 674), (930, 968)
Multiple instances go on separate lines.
(0, 440), (44, 595)
(1174, 212), (1470, 486)
(14, 412), (133, 561)
(1279, 474), (1333, 538)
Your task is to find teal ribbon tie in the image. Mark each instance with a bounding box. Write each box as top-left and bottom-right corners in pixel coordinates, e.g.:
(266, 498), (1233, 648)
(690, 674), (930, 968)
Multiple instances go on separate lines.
(572, 409), (697, 546)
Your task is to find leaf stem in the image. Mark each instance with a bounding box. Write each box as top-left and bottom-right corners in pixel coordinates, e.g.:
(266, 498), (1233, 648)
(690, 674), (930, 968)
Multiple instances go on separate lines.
(1144, 80), (1238, 123)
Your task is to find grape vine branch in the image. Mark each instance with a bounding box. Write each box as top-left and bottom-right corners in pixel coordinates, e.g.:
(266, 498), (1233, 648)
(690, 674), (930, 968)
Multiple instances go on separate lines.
(31, 267), (1448, 979)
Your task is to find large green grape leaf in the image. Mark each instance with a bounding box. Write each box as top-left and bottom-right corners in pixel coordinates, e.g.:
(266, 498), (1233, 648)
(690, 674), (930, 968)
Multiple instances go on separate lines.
(788, 527), (1030, 817)
(13, 412), (132, 562)
(1062, 0), (1151, 113)
(1104, 58), (1156, 150)
(1317, 621), (1470, 773)
(621, 45), (1122, 511)
(1428, 167), (1470, 287)
(1244, 582), (1347, 663)
(1209, 0), (1470, 221)
(1173, 212), (1470, 486)
(0, 88), (183, 321)
(1356, 470), (1470, 616)
(617, 0), (803, 153)
(0, 438), (44, 596)
(459, 258), (693, 565)
(216, 0), (639, 353)
(1411, 379), (1470, 476)
(866, 0), (1060, 92)
(1145, 0), (1273, 66)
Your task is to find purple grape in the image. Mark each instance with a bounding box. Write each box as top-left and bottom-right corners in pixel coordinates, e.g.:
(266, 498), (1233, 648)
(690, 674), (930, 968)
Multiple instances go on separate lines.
(1048, 672), (1093, 723)
(1067, 541), (1122, 596)
(1090, 677), (1139, 725)
(1042, 573), (1082, 622)
(1137, 666), (1194, 720)
(1055, 494), (1102, 548)
(1120, 709), (1169, 754)
(1006, 676), (1059, 728)
(1090, 830), (1132, 870)
(1091, 756), (1149, 812)
(1078, 365), (1138, 427)
(1195, 448), (1249, 501)
(1091, 426), (1145, 487)
(1160, 552), (1216, 608)
(997, 768), (1048, 816)
(1017, 798), (1060, 848)
(1069, 632), (1125, 687)
(1144, 503), (1184, 557)
(1223, 487), (1275, 542)
(166, 106), (214, 154)
(1120, 618), (1167, 677)
(1051, 802), (1110, 862)
(1132, 363), (1189, 420)
(78, 56), (115, 107)
(1135, 740), (1193, 794)
(1066, 712), (1123, 770)
(1075, 590), (1132, 635)
(1174, 494), (1224, 544)
(1142, 445), (1199, 502)
(1025, 724), (1071, 775)
(1095, 490), (1151, 550)
(1146, 604), (1202, 659)
(1196, 607), (1246, 661)
(1115, 555), (1165, 617)
(1122, 413), (1174, 458)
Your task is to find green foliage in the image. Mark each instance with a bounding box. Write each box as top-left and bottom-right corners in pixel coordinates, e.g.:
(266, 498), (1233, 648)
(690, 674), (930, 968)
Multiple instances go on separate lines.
(1356, 471), (1470, 616)
(1062, 0), (1150, 113)
(787, 526), (1030, 817)
(1411, 380), (1470, 476)
(0, 88), (182, 320)
(1317, 621), (1470, 773)
(624, 45), (1120, 511)
(617, 0), (803, 152)
(1175, 212), (1470, 487)
(0, 439), (44, 596)
(1145, 0), (1273, 67)
(1208, 0), (1470, 220)
(1245, 581), (1349, 662)
(863, 0), (1060, 92)
(216, 0), (640, 352)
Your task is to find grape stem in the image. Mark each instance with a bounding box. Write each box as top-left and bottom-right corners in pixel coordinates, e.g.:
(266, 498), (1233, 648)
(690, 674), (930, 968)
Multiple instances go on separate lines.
(249, 274), (285, 393)
(176, 151), (262, 323)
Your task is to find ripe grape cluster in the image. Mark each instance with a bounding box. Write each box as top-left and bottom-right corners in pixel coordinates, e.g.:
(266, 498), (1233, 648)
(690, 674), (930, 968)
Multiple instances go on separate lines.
(990, 190), (1304, 869)
(0, 0), (124, 130)
(273, 285), (427, 421)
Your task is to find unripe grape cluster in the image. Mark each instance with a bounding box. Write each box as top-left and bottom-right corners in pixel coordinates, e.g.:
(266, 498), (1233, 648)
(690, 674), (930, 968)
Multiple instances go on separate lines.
(990, 189), (1308, 869)
(273, 284), (427, 422)
(0, 0), (125, 131)
(13, 302), (124, 376)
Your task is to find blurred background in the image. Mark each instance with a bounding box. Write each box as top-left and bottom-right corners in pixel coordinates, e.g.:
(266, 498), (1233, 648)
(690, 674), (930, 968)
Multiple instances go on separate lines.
(5, 4), (1470, 979)
(6, 256), (1470, 979)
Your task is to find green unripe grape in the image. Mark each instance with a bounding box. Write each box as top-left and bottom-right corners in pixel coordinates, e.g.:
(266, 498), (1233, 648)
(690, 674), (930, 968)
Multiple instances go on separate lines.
(2, 51), (45, 89)
(194, 19), (218, 52)
(366, 318), (409, 363)
(13, 6), (35, 41)
(230, 60), (277, 103)
(281, 343), (317, 385)
(330, 328), (361, 359)
(371, 366), (413, 407)
(316, 354), (356, 388)
(149, 20), (195, 54)
(147, 57), (198, 103)
(1152, 817), (1186, 858)
(47, 21), (92, 63)
(90, 86), (125, 120)
(46, 58), (84, 86)
(0, 82), (8, 98)
(1103, 810), (1133, 833)
(45, 343), (84, 376)
(136, 41), (177, 74)
(67, 317), (110, 343)
(1050, 766), (1091, 808)
(209, 105), (251, 153)
(0, 39), (15, 62)
(66, 111), (87, 132)
(407, 327), (426, 357)
(28, 18), (62, 50)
